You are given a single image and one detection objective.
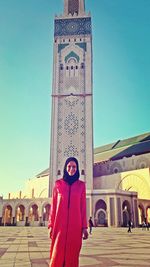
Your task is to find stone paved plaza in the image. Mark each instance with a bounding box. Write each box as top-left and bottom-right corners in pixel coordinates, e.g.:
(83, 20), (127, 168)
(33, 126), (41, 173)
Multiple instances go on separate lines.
(0, 227), (150, 267)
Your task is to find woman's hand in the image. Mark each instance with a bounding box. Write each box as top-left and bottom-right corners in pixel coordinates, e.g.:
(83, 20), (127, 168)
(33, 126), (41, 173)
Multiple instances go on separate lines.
(48, 227), (53, 239)
(82, 228), (88, 240)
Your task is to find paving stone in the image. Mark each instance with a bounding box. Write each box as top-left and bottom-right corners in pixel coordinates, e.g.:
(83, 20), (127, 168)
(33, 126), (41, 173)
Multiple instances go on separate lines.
(0, 227), (150, 266)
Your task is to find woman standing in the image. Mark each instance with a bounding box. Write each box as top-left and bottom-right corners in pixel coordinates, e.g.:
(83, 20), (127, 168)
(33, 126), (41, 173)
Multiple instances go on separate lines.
(48, 157), (88, 267)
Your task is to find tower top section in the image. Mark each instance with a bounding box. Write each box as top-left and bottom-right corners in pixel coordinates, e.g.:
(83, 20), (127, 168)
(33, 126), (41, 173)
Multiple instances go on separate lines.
(64, 0), (85, 16)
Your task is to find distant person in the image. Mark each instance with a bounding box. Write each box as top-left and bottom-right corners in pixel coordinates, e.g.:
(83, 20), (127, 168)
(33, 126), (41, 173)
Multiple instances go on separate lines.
(48, 157), (88, 267)
(146, 223), (149, 231)
(127, 220), (132, 233)
(142, 221), (146, 230)
(88, 217), (94, 234)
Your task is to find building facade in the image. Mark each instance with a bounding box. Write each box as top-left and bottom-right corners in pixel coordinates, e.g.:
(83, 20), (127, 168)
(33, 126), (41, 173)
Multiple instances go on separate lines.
(0, 1), (150, 228)
(0, 133), (150, 227)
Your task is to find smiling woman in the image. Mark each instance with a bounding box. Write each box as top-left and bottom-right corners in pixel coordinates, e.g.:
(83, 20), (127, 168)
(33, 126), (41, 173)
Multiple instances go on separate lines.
(63, 157), (79, 185)
(66, 161), (77, 176)
(48, 157), (88, 267)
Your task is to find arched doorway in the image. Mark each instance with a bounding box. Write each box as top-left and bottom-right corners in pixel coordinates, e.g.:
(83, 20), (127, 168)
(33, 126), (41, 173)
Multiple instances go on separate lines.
(43, 204), (51, 222)
(29, 204), (39, 225)
(122, 200), (131, 226)
(95, 199), (107, 226)
(123, 210), (128, 227)
(117, 173), (150, 200)
(146, 206), (150, 224)
(138, 204), (145, 225)
(3, 205), (13, 226)
(16, 205), (25, 223)
(97, 209), (106, 225)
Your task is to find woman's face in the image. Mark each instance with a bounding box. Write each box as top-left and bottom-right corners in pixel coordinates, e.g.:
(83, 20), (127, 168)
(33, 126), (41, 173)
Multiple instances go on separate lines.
(66, 161), (77, 176)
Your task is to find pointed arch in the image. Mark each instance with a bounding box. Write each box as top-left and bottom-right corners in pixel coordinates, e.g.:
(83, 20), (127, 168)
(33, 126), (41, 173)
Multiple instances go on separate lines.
(117, 173), (150, 199)
(65, 51), (80, 63)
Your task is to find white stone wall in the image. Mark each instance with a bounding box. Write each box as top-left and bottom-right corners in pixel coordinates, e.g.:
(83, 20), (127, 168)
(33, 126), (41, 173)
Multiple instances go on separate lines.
(94, 167), (150, 200)
(0, 197), (51, 226)
(91, 189), (138, 227)
(94, 153), (150, 177)
(94, 173), (121, 190)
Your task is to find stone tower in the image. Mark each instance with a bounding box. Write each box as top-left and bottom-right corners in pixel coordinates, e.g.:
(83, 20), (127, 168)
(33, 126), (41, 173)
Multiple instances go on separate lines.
(49, 0), (93, 196)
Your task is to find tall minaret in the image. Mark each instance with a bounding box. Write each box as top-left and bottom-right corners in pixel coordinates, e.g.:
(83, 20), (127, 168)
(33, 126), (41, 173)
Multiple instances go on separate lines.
(49, 0), (93, 196)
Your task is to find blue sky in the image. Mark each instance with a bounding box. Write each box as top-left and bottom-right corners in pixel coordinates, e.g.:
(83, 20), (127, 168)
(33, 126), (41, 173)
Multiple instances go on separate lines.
(0, 0), (150, 197)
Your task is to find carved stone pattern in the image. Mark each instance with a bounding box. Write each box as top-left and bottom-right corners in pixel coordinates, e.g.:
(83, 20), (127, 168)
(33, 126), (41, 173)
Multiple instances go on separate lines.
(80, 99), (85, 160)
(63, 97), (79, 156)
(136, 157), (150, 169)
(109, 162), (122, 174)
(65, 77), (79, 90)
(59, 69), (64, 93)
(65, 98), (79, 109)
(64, 112), (79, 136)
(57, 99), (63, 165)
(64, 142), (79, 157)
(80, 68), (85, 90)
(56, 94), (86, 170)
(54, 18), (91, 36)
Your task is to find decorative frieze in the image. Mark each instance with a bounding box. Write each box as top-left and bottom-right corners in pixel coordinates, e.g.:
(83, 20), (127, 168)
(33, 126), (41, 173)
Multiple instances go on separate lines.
(54, 17), (91, 37)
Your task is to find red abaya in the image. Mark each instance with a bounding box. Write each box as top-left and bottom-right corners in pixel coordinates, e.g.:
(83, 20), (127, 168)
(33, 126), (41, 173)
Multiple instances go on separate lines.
(48, 179), (87, 267)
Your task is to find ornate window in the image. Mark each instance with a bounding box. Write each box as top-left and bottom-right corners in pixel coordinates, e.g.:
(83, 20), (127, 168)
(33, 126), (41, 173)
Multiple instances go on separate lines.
(81, 63), (84, 69)
(68, 0), (79, 15)
(60, 64), (63, 70)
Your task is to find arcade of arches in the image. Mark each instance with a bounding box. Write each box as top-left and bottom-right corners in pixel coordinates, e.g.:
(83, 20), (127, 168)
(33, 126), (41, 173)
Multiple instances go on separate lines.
(92, 167), (150, 227)
(0, 195), (150, 227)
(0, 167), (150, 227)
(93, 197), (150, 227)
(0, 199), (51, 227)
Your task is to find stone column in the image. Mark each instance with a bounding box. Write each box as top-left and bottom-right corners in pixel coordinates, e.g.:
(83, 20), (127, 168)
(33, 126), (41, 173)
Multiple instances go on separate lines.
(109, 197), (115, 226)
(13, 217), (16, 226)
(25, 216), (28, 226)
(106, 196), (111, 227)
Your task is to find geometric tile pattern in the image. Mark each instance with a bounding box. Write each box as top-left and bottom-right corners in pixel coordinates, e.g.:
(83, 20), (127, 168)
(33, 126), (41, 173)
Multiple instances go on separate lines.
(54, 17), (91, 37)
(1, 227), (150, 267)
(57, 95), (85, 165)
(65, 76), (79, 90)
(64, 112), (79, 136)
(65, 51), (80, 63)
(75, 42), (87, 52)
(64, 141), (79, 157)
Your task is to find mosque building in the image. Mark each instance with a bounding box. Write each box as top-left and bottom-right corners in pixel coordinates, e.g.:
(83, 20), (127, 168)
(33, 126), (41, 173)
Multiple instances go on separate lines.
(0, 0), (150, 227)
(1, 132), (150, 227)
